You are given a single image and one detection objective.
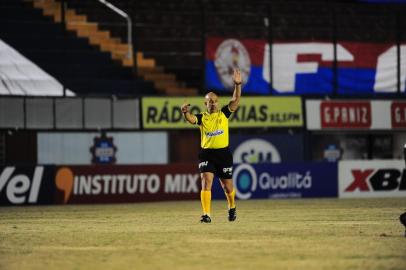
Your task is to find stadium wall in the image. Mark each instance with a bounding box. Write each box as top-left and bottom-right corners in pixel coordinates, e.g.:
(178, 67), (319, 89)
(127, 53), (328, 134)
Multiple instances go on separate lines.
(37, 132), (168, 165)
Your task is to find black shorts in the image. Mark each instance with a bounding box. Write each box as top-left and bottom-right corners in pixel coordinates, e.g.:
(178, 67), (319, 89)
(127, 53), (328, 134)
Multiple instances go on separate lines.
(198, 147), (233, 179)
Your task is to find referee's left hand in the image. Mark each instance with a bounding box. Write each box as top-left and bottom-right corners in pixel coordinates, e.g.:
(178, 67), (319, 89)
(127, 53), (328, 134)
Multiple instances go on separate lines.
(233, 69), (242, 85)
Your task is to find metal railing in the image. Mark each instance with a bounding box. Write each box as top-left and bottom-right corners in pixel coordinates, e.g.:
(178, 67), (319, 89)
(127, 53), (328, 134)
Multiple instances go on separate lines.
(98, 0), (133, 61)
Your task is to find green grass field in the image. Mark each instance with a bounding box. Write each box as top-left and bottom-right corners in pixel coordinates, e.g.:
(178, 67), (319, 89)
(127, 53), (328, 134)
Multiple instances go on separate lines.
(1, 198), (405, 270)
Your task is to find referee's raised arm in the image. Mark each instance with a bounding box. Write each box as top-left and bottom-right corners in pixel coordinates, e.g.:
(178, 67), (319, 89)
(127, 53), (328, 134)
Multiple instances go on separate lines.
(229, 68), (242, 112)
(181, 103), (196, 124)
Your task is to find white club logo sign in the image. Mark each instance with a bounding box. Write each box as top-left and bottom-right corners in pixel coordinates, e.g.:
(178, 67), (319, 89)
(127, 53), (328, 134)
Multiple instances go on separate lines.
(214, 39), (251, 89)
(233, 139), (281, 164)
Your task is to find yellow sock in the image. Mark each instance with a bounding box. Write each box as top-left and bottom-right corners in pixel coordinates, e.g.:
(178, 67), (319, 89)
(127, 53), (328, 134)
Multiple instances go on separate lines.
(225, 189), (236, 209)
(200, 190), (211, 216)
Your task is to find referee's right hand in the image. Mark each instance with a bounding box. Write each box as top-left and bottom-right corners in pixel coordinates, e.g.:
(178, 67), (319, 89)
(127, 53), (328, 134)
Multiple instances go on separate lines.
(181, 103), (191, 113)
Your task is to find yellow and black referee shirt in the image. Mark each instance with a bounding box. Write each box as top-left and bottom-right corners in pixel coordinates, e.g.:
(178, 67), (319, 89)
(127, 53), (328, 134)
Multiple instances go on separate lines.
(194, 105), (233, 149)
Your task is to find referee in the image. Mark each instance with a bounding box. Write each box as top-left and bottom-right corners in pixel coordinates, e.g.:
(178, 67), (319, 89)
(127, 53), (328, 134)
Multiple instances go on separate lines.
(181, 69), (242, 223)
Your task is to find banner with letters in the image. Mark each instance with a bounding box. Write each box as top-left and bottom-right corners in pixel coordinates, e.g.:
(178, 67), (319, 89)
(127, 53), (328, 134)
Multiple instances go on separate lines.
(306, 99), (406, 130)
(339, 160), (406, 198)
(52, 165), (201, 204)
(211, 163), (338, 200)
(0, 164), (202, 205)
(206, 37), (406, 95)
(142, 96), (303, 129)
(0, 166), (56, 206)
(1, 163), (337, 205)
(6, 161), (406, 204)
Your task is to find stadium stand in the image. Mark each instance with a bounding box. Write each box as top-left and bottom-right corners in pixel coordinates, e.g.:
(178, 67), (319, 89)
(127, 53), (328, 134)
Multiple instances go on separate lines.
(0, 0), (158, 96)
(32, 0), (199, 95)
(0, 0), (404, 96)
(59, 0), (268, 93)
(40, 0), (401, 95)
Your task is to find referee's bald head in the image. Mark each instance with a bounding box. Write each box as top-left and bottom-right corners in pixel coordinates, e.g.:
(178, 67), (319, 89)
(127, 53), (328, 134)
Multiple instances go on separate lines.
(204, 92), (219, 113)
(205, 91), (218, 100)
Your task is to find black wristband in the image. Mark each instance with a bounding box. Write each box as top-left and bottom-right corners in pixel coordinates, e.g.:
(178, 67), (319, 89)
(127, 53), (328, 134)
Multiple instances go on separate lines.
(235, 82), (242, 86)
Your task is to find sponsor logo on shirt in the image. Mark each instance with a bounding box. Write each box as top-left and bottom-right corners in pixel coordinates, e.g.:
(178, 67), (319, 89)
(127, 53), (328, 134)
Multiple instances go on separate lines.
(205, 130), (224, 137)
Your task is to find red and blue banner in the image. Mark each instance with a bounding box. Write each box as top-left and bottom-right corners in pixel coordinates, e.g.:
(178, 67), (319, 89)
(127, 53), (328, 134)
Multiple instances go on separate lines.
(337, 42), (395, 95)
(206, 37), (270, 94)
(205, 37), (406, 95)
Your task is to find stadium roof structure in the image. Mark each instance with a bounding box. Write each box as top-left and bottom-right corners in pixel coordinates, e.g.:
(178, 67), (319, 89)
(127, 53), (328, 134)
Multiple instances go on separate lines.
(0, 39), (74, 96)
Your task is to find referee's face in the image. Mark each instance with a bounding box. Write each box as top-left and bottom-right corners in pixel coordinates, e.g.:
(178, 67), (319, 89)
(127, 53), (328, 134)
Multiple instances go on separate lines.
(205, 92), (219, 113)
